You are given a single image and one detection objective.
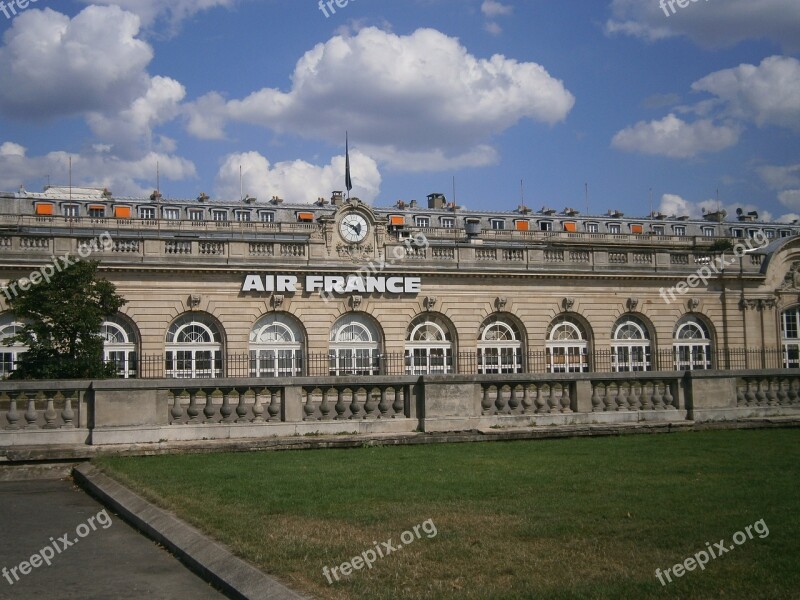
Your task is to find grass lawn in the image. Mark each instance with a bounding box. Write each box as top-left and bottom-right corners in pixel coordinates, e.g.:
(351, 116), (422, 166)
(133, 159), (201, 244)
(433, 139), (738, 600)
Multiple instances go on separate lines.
(94, 429), (800, 600)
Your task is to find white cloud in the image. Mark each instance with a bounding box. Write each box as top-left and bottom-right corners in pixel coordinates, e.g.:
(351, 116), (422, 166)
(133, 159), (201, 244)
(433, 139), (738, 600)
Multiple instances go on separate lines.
(758, 163), (800, 190)
(659, 193), (784, 223)
(0, 7), (153, 119)
(214, 151), (382, 204)
(0, 142), (196, 197)
(778, 190), (800, 211)
(481, 1), (513, 18)
(75, 0), (236, 29)
(606, 0), (800, 52)
(691, 56), (800, 132)
(611, 114), (740, 158)
(484, 21), (503, 36)
(87, 76), (186, 157)
(186, 27), (575, 171)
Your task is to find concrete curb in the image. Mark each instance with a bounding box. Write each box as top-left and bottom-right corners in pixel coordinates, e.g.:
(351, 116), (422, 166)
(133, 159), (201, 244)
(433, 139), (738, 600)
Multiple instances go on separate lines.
(5, 417), (800, 463)
(72, 463), (313, 600)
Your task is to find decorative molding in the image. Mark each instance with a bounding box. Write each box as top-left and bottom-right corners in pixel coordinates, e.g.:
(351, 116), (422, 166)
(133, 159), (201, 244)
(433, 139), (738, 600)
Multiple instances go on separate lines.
(626, 297), (639, 312)
(336, 243), (374, 262)
(270, 294), (284, 310)
(424, 296), (437, 311)
(562, 297), (574, 312)
(495, 297), (507, 312)
(349, 295), (363, 311)
(187, 294), (201, 309)
(687, 297), (700, 312)
(781, 261), (800, 290)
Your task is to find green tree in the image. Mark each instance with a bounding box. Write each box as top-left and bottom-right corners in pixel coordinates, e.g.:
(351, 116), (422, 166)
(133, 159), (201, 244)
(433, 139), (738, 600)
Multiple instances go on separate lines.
(5, 260), (127, 379)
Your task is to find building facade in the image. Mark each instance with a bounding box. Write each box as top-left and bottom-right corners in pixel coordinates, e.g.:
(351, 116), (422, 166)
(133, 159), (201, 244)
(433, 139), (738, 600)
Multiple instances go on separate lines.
(2, 186), (800, 382)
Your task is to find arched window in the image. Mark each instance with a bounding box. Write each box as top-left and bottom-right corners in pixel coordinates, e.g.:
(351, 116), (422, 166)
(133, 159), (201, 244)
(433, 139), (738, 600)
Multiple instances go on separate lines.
(546, 318), (589, 373)
(249, 314), (305, 377)
(101, 316), (139, 379)
(611, 316), (652, 372)
(0, 313), (27, 379)
(781, 306), (800, 368)
(329, 314), (382, 376)
(405, 315), (454, 375)
(478, 317), (523, 374)
(673, 316), (712, 370)
(165, 313), (223, 378)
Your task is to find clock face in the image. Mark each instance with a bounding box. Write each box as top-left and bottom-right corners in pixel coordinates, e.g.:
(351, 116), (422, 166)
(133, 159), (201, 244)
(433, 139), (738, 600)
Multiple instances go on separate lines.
(339, 213), (369, 243)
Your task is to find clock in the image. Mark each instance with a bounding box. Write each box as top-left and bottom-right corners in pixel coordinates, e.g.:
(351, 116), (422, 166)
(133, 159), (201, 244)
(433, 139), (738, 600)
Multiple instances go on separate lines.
(339, 213), (369, 243)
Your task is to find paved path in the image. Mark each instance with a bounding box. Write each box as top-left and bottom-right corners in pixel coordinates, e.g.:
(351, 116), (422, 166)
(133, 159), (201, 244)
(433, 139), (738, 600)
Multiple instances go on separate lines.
(0, 478), (229, 600)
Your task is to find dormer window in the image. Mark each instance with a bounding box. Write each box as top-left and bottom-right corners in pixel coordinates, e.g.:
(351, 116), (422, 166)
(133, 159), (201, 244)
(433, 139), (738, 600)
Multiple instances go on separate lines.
(702, 226), (715, 237)
(88, 205), (105, 219)
(586, 222), (599, 233)
(162, 207), (180, 220)
(652, 225), (665, 235)
(188, 209), (204, 221)
(415, 216), (431, 227)
(674, 225), (686, 236)
(62, 204), (79, 218)
(440, 217), (455, 229)
(490, 219), (506, 230)
(259, 211), (275, 223)
(212, 210), (228, 222)
(234, 210), (251, 222)
(608, 223), (621, 234)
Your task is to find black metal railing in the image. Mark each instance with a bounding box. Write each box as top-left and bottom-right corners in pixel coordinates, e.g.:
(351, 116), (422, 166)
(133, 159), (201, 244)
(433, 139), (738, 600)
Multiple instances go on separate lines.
(100, 347), (792, 380)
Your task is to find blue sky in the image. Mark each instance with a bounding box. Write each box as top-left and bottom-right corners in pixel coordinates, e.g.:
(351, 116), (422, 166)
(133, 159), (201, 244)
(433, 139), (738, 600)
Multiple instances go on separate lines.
(0, 0), (798, 221)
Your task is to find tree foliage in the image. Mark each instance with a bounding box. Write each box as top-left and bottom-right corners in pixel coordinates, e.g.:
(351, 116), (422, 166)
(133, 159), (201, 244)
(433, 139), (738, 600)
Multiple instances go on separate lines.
(5, 260), (127, 379)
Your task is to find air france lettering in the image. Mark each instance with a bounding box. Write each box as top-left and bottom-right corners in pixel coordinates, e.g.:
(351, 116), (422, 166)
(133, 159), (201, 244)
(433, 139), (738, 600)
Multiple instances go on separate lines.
(242, 275), (421, 295)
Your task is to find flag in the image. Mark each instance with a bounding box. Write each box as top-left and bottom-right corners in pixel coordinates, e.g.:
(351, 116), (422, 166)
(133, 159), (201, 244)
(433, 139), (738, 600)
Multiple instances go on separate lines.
(345, 132), (353, 193)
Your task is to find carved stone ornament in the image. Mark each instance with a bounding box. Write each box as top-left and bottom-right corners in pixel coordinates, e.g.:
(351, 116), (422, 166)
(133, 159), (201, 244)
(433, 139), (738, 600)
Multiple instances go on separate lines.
(626, 297), (639, 312)
(739, 297), (758, 311)
(187, 294), (201, 309)
(424, 296), (437, 311)
(270, 294), (284, 310)
(780, 261), (800, 290)
(495, 297), (508, 312)
(336, 243), (374, 262)
(562, 297), (575, 312)
(349, 295), (363, 311)
(687, 298), (700, 312)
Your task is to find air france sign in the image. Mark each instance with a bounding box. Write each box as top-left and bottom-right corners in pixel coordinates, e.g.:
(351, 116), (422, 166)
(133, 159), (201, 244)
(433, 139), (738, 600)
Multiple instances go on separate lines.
(242, 274), (421, 295)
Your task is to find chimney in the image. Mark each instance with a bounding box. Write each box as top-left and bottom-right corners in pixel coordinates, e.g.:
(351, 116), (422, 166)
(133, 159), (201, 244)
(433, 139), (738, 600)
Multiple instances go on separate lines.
(427, 193), (446, 209)
(331, 191), (344, 206)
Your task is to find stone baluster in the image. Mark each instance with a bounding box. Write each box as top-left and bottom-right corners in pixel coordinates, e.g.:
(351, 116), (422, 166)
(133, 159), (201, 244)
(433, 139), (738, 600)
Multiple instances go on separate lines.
(235, 387), (250, 423)
(363, 388), (379, 418)
(43, 390), (58, 429)
(392, 387), (405, 418)
(203, 388), (217, 422)
(482, 386), (495, 415)
(533, 384), (546, 413)
(508, 386), (520, 413)
(334, 388), (347, 419)
(789, 379), (800, 406)
(745, 379), (757, 407)
(651, 381), (664, 410)
(349, 388), (362, 419)
(219, 388), (234, 423)
(24, 393), (38, 429)
(61, 391), (75, 428)
(629, 383), (642, 411)
(5, 392), (20, 430)
(378, 387), (390, 418)
(319, 389), (332, 420)
(603, 385), (616, 412)
(495, 386), (509, 413)
(170, 389), (185, 424)
(560, 384), (572, 413)
(639, 382), (653, 411)
(767, 379), (779, 407)
(186, 388), (200, 423)
(616, 384), (628, 411)
(591, 384), (604, 412)
(251, 387), (265, 422)
(267, 389), (281, 421)
(546, 385), (558, 414)
(777, 379), (789, 407)
(303, 388), (316, 421)
(736, 380), (747, 407)
(521, 385), (533, 414)
(663, 382), (675, 410)
(755, 379), (768, 407)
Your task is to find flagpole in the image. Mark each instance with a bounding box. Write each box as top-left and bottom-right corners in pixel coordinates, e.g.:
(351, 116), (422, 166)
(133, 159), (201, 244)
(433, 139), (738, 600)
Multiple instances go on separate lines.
(345, 132), (352, 200)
